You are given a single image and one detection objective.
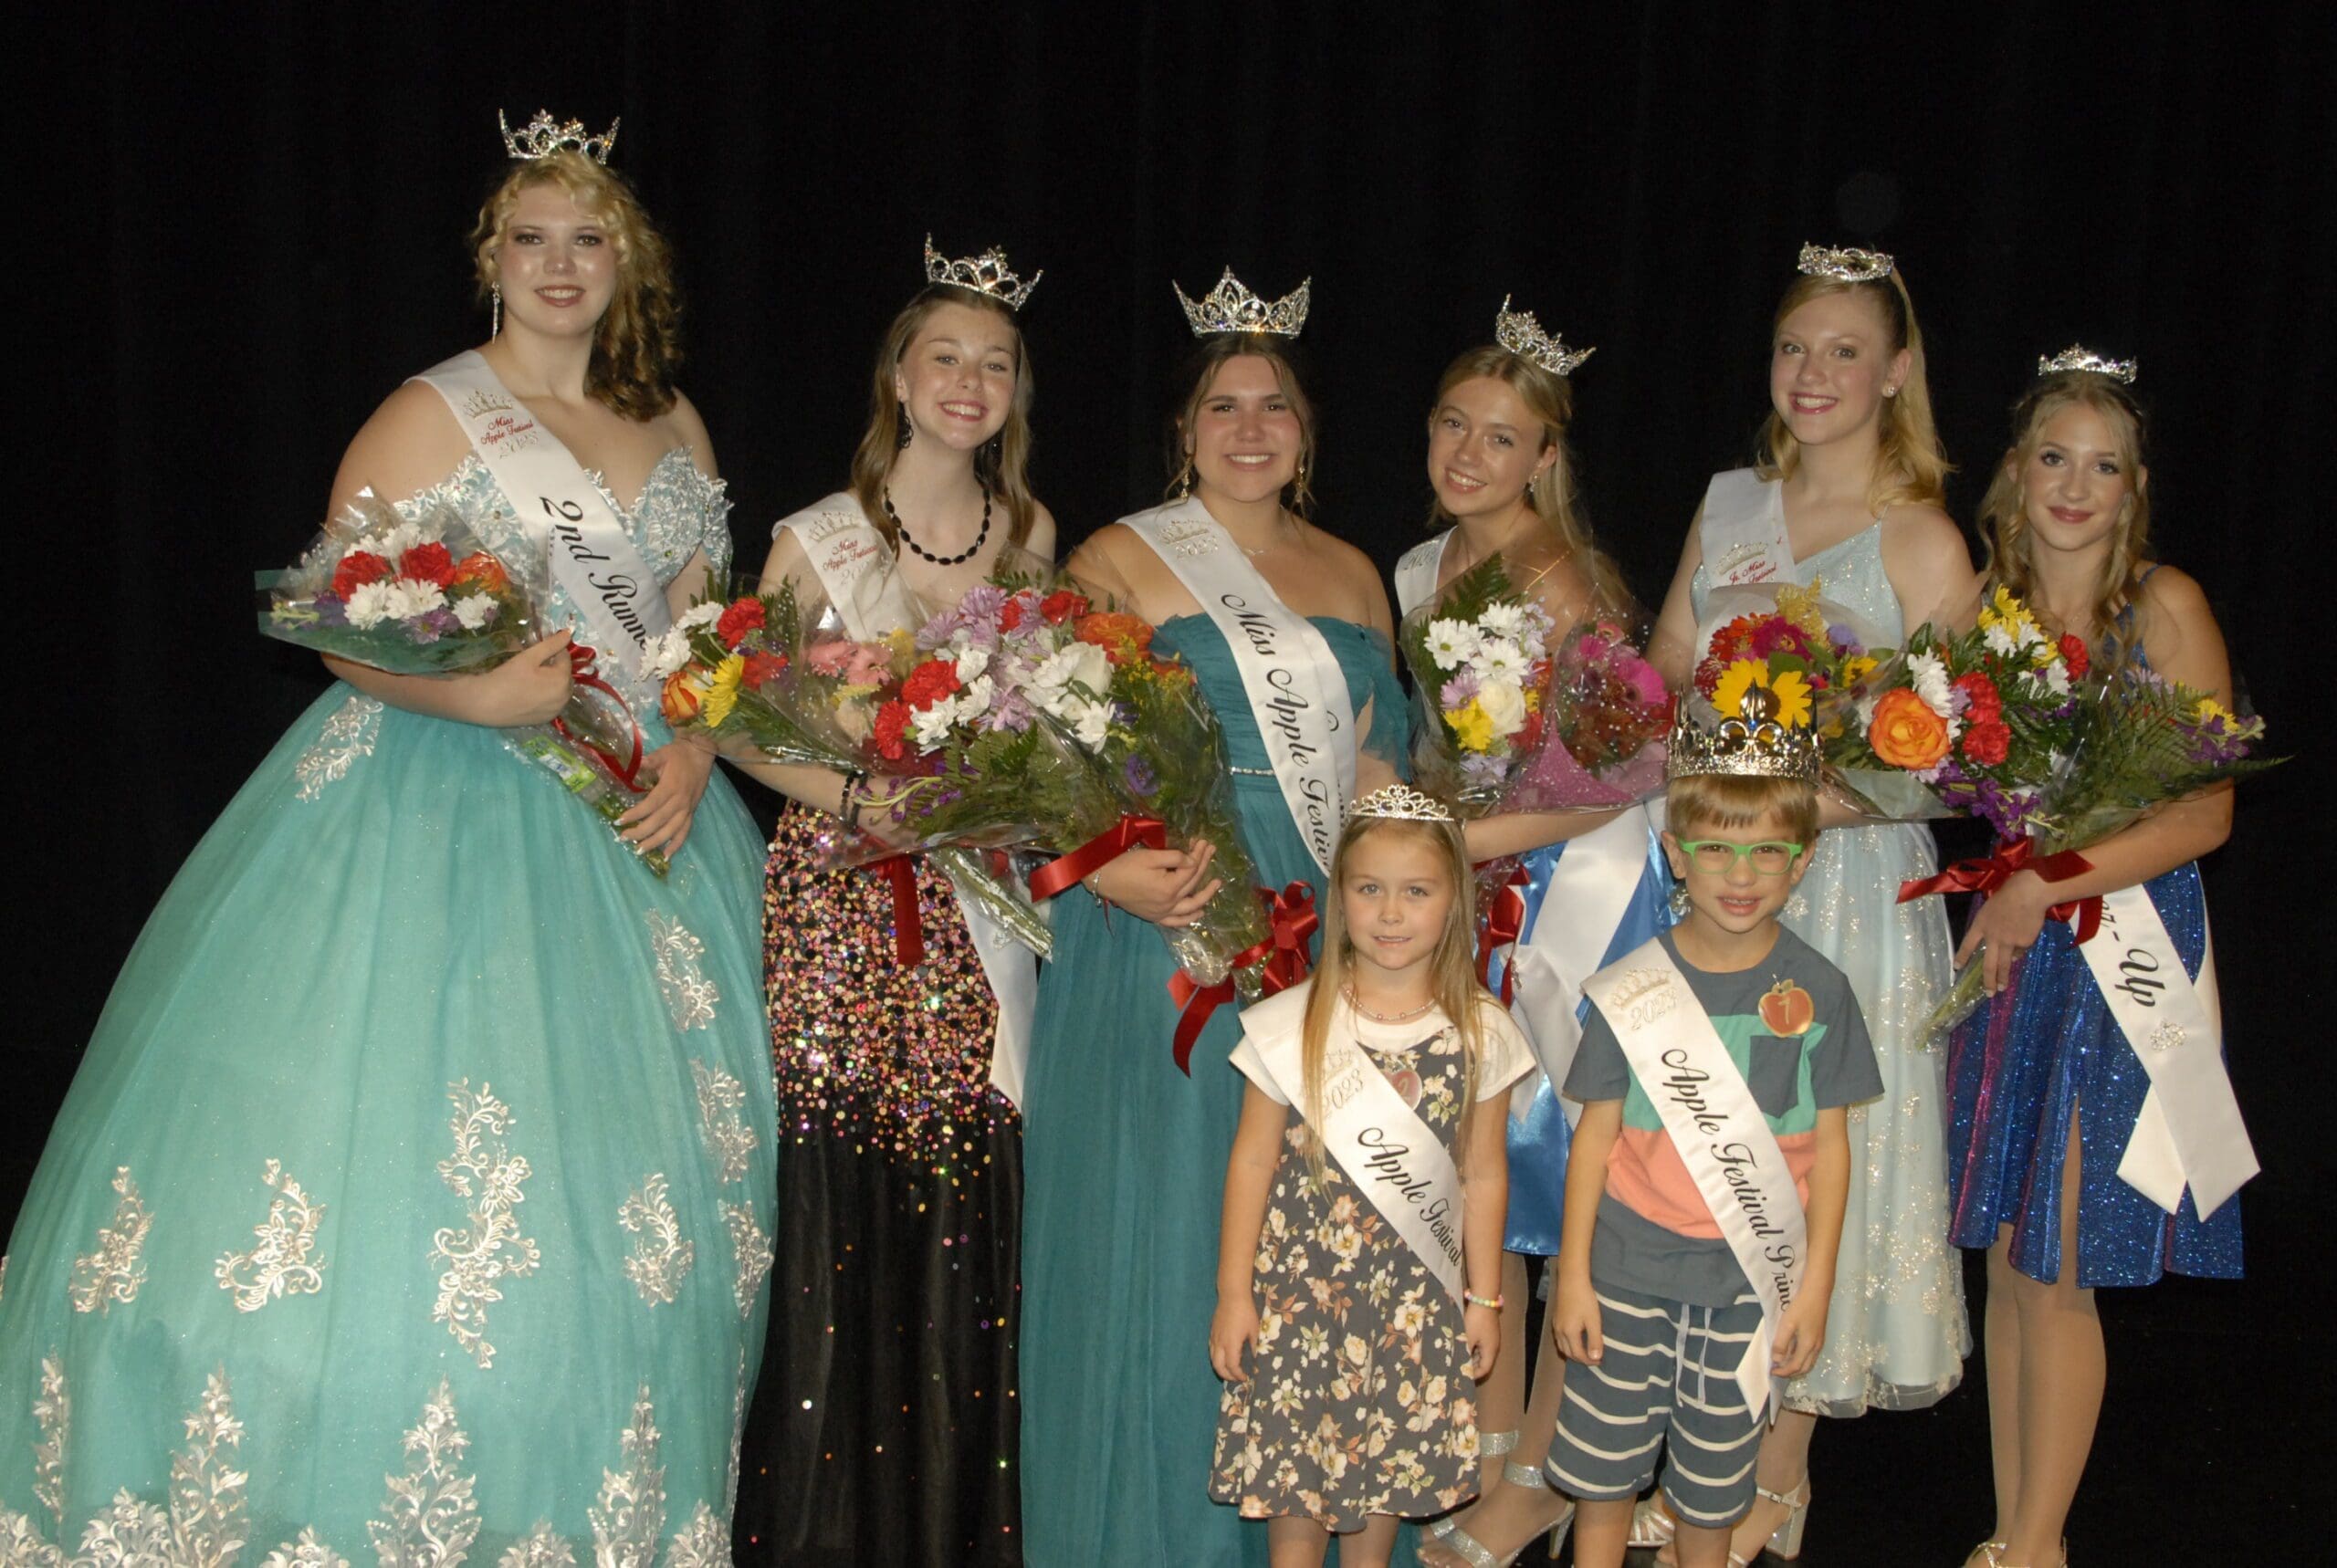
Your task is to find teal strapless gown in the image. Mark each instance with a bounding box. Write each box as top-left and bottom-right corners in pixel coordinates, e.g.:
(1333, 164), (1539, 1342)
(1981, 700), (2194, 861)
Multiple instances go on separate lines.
(0, 452), (777, 1559)
(1019, 615), (1409, 1568)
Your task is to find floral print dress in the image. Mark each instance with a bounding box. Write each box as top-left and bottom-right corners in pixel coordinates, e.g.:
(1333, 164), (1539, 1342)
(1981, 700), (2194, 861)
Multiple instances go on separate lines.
(1210, 995), (1533, 1529)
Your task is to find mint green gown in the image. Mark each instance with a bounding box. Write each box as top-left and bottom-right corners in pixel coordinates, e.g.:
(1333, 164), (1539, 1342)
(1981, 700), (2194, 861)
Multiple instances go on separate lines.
(0, 451), (777, 1560)
(1019, 614), (1409, 1568)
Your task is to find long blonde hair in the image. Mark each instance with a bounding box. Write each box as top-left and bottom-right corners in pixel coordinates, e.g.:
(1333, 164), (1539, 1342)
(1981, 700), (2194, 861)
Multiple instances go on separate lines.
(1755, 267), (1949, 515)
(469, 151), (680, 421)
(849, 286), (1040, 547)
(1977, 370), (2154, 673)
(1426, 345), (1625, 615)
(1295, 814), (1491, 1178)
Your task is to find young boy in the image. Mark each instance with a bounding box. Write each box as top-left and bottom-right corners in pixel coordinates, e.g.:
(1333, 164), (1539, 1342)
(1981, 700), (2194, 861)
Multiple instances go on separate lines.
(1546, 678), (1880, 1568)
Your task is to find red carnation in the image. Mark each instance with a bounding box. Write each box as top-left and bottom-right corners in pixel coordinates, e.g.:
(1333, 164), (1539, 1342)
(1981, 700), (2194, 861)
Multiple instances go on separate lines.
(901, 659), (964, 711)
(741, 650), (789, 688)
(1516, 707), (1546, 753)
(1041, 590), (1091, 625)
(873, 699), (913, 760)
(1962, 717), (2012, 766)
(2059, 633), (2090, 678)
(330, 549), (393, 599)
(398, 542), (456, 587)
(716, 598), (767, 649)
(1952, 671), (2002, 721)
(999, 599), (1027, 632)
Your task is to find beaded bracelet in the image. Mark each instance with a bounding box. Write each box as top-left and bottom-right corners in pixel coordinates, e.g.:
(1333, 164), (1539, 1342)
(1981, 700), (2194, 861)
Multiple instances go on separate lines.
(1463, 1291), (1504, 1311)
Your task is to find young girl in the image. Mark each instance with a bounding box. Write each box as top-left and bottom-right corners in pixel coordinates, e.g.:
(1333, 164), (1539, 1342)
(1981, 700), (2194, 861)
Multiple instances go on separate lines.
(1210, 786), (1536, 1568)
(1944, 352), (2246, 1568)
(1394, 304), (1674, 1568)
(1646, 242), (1978, 1562)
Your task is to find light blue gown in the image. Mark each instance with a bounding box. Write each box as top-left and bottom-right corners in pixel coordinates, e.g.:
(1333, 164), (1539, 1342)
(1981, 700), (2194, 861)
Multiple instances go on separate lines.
(1018, 615), (1407, 1568)
(0, 451), (777, 1558)
(1692, 494), (1968, 1413)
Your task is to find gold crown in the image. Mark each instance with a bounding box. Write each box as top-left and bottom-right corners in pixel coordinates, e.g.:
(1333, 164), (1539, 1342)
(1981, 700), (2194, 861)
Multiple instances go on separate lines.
(1174, 268), (1311, 338)
(1797, 242), (1894, 284)
(1493, 296), (1596, 376)
(1346, 784), (1456, 824)
(2038, 344), (2138, 383)
(499, 109), (620, 164)
(924, 235), (1043, 311)
(1667, 674), (1822, 783)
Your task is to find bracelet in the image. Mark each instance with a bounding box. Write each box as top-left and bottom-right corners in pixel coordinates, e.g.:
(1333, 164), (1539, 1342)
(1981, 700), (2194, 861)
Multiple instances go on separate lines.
(1463, 1291), (1504, 1311)
(840, 770), (866, 829)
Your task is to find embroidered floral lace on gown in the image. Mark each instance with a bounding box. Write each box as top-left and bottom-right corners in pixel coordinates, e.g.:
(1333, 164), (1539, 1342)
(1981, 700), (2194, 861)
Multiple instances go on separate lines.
(0, 450), (778, 1558)
(1017, 614), (1410, 1568)
(1691, 497), (1970, 1414)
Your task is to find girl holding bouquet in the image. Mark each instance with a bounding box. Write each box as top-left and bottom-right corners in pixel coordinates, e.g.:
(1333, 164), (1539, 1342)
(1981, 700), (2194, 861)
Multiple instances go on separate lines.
(1017, 271), (1408, 1568)
(1396, 310), (1675, 1568)
(1641, 243), (1979, 1563)
(1943, 355), (2243, 1568)
(0, 116), (776, 1552)
(733, 241), (1054, 1567)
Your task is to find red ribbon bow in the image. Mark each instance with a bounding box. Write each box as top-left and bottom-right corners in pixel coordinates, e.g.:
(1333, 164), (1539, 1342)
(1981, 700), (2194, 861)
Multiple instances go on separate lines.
(869, 854), (927, 966)
(1027, 815), (1168, 901)
(1898, 839), (2101, 943)
(1475, 861), (1530, 1005)
(1166, 883), (1320, 1075)
(551, 642), (647, 791)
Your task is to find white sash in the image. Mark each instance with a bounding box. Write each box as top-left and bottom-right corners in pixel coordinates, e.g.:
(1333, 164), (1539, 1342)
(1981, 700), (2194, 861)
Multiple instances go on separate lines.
(1120, 498), (1357, 876)
(1392, 534), (1447, 621)
(2076, 884), (2258, 1218)
(1509, 806), (1662, 1120)
(414, 351), (672, 694)
(1237, 988), (1469, 1303)
(773, 495), (1039, 1106)
(1586, 939), (1804, 1419)
(1697, 468), (1794, 589)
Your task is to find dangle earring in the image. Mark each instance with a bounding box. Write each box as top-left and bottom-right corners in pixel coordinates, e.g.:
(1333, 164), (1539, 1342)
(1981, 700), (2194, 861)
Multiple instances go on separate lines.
(896, 400), (913, 450)
(490, 285), (501, 339)
(1175, 458), (1194, 501)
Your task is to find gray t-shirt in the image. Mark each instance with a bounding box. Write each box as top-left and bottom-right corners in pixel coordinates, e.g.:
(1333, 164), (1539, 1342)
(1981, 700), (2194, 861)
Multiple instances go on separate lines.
(1567, 926), (1881, 1306)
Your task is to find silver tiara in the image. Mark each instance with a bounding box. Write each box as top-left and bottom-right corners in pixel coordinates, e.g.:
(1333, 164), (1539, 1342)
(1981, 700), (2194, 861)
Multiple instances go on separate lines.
(1493, 296), (1596, 377)
(1347, 784), (1456, 824)
(499, 109), (620, 164)
(1666, 684), (1822, 784)
(924, 235), (1043, 311)
(1174, 268), (1311, 338)
(2038, 344), (2138, 383)
(1797, 242), (1894, 284)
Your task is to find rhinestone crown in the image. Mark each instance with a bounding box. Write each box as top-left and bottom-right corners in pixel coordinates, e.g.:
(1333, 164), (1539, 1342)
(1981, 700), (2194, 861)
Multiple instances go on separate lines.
(1346, 784), (1457, 824)
(2038, 344), (2138, 383)
(1175, 268), (1311, 339)
(1797, 242), (1894, 284)
(1493, 296), (1596, 377)
(1667, 682), (1822, 783)
(499, 109), (620, 164)
(924, 235), (1043, 311)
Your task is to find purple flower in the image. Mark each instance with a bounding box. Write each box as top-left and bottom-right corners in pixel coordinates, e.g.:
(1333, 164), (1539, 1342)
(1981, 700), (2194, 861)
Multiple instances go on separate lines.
(315, 594), (348, 626)
(1440, 669), (1481, 706)
(1828, 624), (1865, 658)
(983, 685), (1036, 733)
(1460, 753), (1507, 787)
(1124, 754), (1159, 797)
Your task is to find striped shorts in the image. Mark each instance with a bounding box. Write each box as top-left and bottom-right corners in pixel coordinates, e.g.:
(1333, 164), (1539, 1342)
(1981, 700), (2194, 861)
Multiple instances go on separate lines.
(1543, 1284), (1766, 1528)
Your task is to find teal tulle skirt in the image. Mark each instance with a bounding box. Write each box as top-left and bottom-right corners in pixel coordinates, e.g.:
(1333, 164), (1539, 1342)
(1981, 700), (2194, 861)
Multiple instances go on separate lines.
(0, 685), (776, 1558)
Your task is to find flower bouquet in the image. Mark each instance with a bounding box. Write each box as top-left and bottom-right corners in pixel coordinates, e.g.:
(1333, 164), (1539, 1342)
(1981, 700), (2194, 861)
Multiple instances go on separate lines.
(260, 494), (671, 874)
(1400, 553), (1560, 815)
(645, 570), (1051, 957)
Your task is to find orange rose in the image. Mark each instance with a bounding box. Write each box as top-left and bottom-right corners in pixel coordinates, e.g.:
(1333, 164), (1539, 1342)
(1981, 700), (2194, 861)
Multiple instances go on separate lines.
(1073, 612), (1155, 665)
(1868, 688), (1950, 769)
(661, 668), (709, 727)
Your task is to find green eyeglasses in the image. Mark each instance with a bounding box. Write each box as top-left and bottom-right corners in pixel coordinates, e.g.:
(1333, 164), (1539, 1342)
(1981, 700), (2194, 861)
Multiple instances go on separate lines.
(1675, 839), (1806, 876)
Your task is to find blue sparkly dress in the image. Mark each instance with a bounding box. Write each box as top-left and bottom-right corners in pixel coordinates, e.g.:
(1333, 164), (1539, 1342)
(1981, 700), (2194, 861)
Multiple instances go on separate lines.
(1691, 475), (1968, 1413)
(0, 451), (777, 1557)
(1018, 614), (1407, 1568)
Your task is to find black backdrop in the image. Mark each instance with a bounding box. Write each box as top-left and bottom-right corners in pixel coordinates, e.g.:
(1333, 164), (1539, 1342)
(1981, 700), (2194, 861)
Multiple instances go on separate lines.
(17, 1), (2332, 1556)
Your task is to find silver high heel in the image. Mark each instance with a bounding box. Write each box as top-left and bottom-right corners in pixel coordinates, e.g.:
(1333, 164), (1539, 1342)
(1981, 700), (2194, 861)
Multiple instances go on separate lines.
(1731, 1476), (1811, 1566)
(1426, 1431), (1518, 1548)
(1979, 1543), (2069, 1567)
(1426, 1461), (1575, 1568)
(1628, 1492), (1677, 1549)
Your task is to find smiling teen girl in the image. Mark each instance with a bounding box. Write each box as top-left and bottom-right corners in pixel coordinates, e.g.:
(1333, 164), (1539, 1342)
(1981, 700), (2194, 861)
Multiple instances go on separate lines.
(1643, 243), (1979, 1563)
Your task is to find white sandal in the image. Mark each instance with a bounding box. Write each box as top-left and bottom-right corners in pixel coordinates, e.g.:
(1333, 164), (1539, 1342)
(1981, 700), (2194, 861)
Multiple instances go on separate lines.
(1423, 1460), (1575, 1568)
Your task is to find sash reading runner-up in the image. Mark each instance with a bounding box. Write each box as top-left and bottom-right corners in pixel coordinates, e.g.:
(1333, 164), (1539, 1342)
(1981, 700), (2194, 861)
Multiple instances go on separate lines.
(2080, 886), (2257, 1218)
(414, 351), (673, 699)
(1235, 987), (1469, 1304)
(1122, 497), (1357, 876)
(1395, 536), (1658, 1110)
(1585, 939), (1804, 1420)
(773, 495), (1042, 1106)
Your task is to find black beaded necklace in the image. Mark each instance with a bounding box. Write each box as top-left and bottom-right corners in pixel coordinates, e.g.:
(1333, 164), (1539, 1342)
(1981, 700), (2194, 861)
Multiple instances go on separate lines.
(884, 486), (992, 567)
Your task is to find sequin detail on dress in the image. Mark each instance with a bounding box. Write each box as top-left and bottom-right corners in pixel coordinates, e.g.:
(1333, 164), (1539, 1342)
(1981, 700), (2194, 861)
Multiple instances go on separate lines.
(262, 1529), (351, 1568)
(68, 1166), (151, 1315)
(428, 1082), (540, 1369)
(215, 1158), (329, 1312)
(719, 1200), (773, 1318)
(294, 695), (383, 801)
(368, 1380), (482, 1567)
(618, 1174), (695, 1305)
(690, 1061), (755, 1184)
(496, 1524), (575, 1568)
(648, 914), (721, 1033)
(588, 1386), (665, 1566)
(31, 1355), (65, 1531)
